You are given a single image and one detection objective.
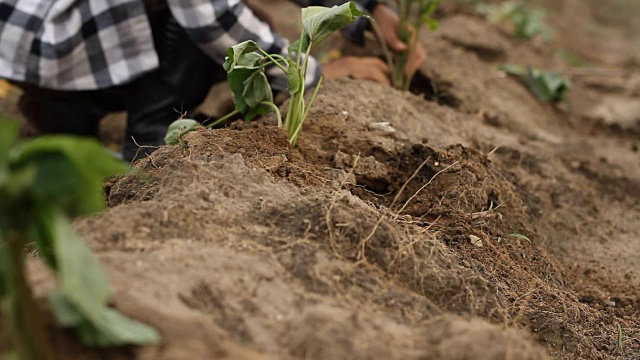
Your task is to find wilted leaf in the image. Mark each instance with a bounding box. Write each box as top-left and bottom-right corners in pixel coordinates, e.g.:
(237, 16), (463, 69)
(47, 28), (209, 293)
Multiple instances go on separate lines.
(228, 67), (261, 113)
(237, 52), (264, 69)
(164, 119), (200, 145)
(224, 40), (260, 71)
(245, 103), (273, 122)
(243, 71), (273, 108)
(302, 2), (364, 47)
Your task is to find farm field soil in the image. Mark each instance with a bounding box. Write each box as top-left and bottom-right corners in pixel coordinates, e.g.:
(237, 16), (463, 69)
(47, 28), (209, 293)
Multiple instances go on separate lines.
(2, 1), (640, 359)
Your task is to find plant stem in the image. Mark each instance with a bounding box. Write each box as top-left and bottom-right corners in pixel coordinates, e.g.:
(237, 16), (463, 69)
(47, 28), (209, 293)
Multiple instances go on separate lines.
(369, 19), (395, 76)
(259, 50), (288, 73)
(402, 7), (424, 91)
(284, 31), (308, 133)
(284, 92), (296, 132)
(295, 31), (305, 68)
(205, 109), (240, 128)
(294, 40), (314, 134)
(1, 230), (54, 360)
(290, 76), (323, 145)
(285, 38), (314, 141)
(300, 76), (323, 123)
(260, 101), (282, 128)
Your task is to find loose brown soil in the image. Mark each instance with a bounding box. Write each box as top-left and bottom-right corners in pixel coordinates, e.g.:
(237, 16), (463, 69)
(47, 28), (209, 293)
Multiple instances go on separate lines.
(2, 0), (640, 359)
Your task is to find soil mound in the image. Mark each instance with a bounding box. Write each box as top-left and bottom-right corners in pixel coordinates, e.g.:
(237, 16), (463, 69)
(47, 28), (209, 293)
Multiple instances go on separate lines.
(13, 1), (640, 359)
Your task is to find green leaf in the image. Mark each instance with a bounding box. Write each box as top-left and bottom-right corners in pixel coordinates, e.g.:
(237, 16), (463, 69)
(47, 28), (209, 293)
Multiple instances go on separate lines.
(29, 152), (81, 200)
(12, 136), (125, 182)
(501, 65), (571, 103)
(524, 70), (552, 102)
(499, 64), (526, 76)
(507, 233), (532, 244)
(50, 206), (111, 306)
(288, 35), (310, 55)
(286, 58), (302, 96)
(0, 117), (20, 184)
(31, 220), (56, 269)
(164, 119), (201, 145)
(224, 40), (260, 71)
(0, 165), (36, 205)
(301, 2), (364, 47)
(228, 68), (259, 113)
(44, 206), (159, 345)
(245, 103), (273, 122)
(419, 0), (441, 28)
(47, 289), (84, 326)
(423, 0), (440, 15)
(80, 307), (160, 347)
(49, 289), (160, 346)
(423, 18), (439, 30)
(235, 52), (264, 69)
(540, 72), (571, 101)
(243, 70), (273, 108)
(228, 66), (275, 121)
(11, 136), (127, 217)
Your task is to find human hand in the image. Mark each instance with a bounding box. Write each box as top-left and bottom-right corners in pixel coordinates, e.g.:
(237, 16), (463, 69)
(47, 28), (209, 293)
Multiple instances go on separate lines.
(323, 56), (390, 85)
(371, 5), (427, 76)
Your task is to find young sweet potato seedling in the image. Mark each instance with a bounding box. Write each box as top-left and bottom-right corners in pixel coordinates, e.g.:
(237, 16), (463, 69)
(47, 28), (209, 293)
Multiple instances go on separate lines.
(477, 2), (553, 41)
(375, 0), (440, 90)
(165, 2), (364, 146)
(0, 118), (159, 360)
(500, 64), (571, 103)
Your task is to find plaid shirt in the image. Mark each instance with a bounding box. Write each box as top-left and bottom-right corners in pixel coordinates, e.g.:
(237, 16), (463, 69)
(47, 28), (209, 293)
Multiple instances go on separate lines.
(0, 0), (379, 91)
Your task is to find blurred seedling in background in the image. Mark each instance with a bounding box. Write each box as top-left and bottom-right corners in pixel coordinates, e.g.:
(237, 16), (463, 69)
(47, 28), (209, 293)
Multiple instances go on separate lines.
(0, 117), (159, 360)
(476, 1), (553, 41)
(165, 3), (364, 146)
(500, 64), (572, 104)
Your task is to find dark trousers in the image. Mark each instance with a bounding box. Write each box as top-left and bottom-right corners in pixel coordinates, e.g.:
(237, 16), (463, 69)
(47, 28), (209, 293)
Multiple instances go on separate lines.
(18, 9), (224, 162)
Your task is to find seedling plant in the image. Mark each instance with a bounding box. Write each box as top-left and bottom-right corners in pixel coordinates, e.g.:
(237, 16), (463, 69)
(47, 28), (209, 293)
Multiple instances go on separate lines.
(165, 3), (365, 146)
(376, 0), (440, 90)
(500, 64), (572, 103)
(476, 2), (553, 41)
(0, 118), (159, 360)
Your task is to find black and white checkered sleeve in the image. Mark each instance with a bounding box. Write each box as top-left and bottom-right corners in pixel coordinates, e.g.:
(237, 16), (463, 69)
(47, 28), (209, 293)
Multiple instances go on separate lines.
(0, 0), (158, 90)
(166, 0), (321, 89)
